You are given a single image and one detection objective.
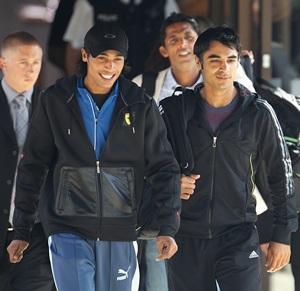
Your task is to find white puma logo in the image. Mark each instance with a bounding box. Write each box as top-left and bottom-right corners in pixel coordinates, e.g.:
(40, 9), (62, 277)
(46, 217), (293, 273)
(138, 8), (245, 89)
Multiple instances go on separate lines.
(117, 266), (131, 281)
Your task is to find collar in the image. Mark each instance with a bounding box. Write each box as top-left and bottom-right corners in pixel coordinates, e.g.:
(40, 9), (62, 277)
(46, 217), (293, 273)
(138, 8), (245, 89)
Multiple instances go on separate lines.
(165, 67), (202, 90)
(77, 77), (119, 100)
(194, 81), (256, 108)
(1, 78), (33, 104)
(160, 67), (202, 102)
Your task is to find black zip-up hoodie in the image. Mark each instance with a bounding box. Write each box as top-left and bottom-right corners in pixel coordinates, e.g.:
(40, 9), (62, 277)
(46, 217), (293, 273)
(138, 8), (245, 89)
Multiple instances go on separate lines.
(160, 82), (298, 244)
(13, 75), (180, 242)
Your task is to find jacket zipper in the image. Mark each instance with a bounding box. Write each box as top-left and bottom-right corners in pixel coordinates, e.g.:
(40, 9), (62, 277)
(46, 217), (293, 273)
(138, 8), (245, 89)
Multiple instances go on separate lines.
(249, 154), (256, 199)
(87, 93), (101, 239)
(96, 160), (102, 240)
(208, 136), (217, 238)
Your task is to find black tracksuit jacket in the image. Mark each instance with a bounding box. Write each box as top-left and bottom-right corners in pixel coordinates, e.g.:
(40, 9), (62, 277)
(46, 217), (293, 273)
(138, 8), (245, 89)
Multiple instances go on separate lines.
(13, 75), (180, 242)
(160, 82), (298, 244)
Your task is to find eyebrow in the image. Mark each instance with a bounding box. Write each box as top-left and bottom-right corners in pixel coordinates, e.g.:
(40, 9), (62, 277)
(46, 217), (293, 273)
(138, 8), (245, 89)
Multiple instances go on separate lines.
(167, 28), (196, 38)
(207, 54), (238, 59)
(99, 52), (123, 57)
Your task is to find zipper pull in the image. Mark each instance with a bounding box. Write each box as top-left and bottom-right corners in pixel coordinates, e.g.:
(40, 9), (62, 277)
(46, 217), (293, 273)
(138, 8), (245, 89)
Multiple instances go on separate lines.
(67, 128), (71, 135)
(96, 161), (100, 174)
(212, 137), (217, 148)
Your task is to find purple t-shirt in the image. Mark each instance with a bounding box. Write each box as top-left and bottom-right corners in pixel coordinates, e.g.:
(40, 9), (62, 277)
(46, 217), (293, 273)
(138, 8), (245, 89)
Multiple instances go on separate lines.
(203, 96), (239, 132)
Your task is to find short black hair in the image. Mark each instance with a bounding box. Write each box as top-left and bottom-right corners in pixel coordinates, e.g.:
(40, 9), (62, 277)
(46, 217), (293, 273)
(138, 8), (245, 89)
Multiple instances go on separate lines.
(194, 26), (241, 61)
(159, 13), (202, 45)
(0, 31), (42, 56)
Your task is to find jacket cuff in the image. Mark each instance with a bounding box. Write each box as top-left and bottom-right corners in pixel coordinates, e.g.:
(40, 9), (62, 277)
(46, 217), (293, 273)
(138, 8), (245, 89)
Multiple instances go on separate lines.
(271, 226), (291, 245)
(13, 227), (31, 242)
(158, 225), (177, 238)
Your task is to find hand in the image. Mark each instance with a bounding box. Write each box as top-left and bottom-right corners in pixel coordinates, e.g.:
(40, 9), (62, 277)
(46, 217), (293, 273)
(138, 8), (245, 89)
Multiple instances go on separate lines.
(181, 174), (200, 200)
(7, 240), (29, 263)
(260, 242), (291, 272)
(155, 236), (178, 261)
(260, 242), (269, 257)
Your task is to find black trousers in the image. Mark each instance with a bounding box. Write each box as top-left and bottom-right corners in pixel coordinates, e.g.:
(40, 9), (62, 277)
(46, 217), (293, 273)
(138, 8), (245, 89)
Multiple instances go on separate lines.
(0, 223), (54, 291)
(168, 224), (262, 291)
(291, 214), (300, 291)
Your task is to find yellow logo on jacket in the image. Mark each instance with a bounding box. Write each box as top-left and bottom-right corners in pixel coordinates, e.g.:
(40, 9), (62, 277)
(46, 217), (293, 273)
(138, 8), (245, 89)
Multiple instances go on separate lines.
(124, 113), (131, 125)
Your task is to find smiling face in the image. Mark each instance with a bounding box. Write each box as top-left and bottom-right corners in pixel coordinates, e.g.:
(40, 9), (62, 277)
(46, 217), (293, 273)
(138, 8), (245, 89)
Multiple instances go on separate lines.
(200, 41), (239, 91)
(159, 22), (199, 70)
(0, 44), (42, 92)
(81, 49), (125, 94)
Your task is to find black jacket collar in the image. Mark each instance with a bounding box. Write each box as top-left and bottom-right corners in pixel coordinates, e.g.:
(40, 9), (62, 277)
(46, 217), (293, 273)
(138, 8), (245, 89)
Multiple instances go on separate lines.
(50, 75), (147, 107)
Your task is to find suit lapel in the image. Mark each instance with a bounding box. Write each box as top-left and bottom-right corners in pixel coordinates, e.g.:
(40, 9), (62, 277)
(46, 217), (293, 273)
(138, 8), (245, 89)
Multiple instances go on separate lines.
(0, 84), (17, 144)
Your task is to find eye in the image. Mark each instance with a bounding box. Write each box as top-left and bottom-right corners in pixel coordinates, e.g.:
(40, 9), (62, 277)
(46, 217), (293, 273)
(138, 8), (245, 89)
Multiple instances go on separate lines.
(169, 38), (177, 45)
(228, 59), (237, 63)
(185, 34), (196, 42)
(210, 59), (220, 63)
(96, 56), (106, 61)
(114, 57), (124, 62)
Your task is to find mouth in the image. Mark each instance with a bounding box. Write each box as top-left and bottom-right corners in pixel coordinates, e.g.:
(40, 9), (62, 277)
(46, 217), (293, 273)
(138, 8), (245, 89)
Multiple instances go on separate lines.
(178, 50), (191, 57)
(99, 73), (115, 80)
(216, 75), (231, 80)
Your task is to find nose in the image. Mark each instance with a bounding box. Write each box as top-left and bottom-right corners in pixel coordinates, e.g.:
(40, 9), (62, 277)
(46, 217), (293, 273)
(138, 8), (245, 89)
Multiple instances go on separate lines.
(178, 38), (188, 48)
(219, 61), (228, 70)
(26, 63), (36, 74)
(104, 59), (114, 70)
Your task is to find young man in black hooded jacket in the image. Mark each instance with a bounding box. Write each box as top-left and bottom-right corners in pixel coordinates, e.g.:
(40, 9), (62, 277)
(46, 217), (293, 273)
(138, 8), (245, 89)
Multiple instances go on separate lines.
(7, 24), (180, 291)
(160, 26), (298, 291)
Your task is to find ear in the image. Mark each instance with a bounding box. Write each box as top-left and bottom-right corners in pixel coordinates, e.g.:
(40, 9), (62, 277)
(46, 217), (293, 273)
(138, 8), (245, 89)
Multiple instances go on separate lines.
(0, 57), (6, 70)
(159, 45), (169, 58)
(81, 48), (88, 63)
(195, 55), (203, 69)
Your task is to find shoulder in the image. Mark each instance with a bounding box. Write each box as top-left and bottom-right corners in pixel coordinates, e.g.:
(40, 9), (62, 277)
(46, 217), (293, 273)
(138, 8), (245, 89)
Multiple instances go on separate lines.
(132, 69), (168, 87)
(119, 76), (153, 104)
(132, 74), (142, 86)
(41, 75), (77, 101)
(159, 88), (196, 119)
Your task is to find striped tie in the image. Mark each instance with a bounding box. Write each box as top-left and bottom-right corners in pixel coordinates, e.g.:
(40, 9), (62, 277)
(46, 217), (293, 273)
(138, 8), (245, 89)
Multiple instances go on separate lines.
(14, 94), (29, 148)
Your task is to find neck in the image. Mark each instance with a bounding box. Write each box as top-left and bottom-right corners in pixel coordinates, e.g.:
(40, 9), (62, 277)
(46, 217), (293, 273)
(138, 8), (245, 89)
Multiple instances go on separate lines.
(200, 85), (237, 108)
(83, 76), (110, 95)
(171, 64), (201, 87)
(3, 77), (28, 93)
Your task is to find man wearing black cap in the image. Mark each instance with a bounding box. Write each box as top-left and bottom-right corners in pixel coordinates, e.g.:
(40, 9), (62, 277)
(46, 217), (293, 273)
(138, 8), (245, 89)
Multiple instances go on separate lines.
(7, 24), (180, 291)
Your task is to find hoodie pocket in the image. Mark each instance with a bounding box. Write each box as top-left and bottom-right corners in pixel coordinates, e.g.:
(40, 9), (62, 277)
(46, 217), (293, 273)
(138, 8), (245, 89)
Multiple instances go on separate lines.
(55, 167), (98, 217)
(100, 167), (135, 218)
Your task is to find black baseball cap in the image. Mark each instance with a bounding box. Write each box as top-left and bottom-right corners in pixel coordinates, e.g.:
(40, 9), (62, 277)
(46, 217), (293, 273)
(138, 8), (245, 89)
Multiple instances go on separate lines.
(84, 24), (128, 58)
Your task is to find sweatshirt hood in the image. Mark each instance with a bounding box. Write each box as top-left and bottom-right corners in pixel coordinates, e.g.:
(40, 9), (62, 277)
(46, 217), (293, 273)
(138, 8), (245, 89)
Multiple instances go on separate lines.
(46, 75), (148, 106)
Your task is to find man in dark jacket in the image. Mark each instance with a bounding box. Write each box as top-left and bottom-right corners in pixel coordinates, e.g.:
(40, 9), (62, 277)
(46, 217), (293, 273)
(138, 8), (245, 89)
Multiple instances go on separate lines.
(160, 26), (298, 291)
(0, 32), (53, 291)
(7, 24), (180, 291)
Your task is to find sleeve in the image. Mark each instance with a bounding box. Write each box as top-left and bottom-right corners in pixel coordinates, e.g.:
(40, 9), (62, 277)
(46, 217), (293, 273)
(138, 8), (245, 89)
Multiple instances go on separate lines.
(257, 99), (298, 244)
(159, 90), (195, 175)
(256, 210), (274, 244)
(131, 74), (143, 87)
(144, 99), (181, 237)
(13, 93), (56, 242)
